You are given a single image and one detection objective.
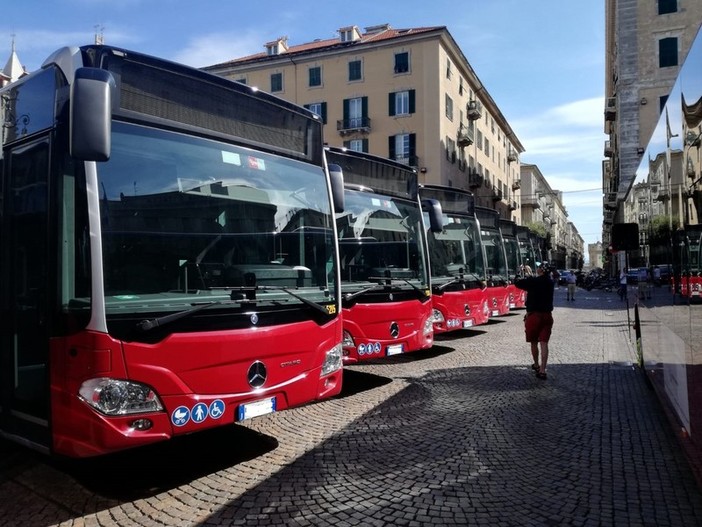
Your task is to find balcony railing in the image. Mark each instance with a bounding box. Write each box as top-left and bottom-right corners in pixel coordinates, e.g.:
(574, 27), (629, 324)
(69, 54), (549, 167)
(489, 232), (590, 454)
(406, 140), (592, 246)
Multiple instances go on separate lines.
(457, 125), (474, 147)
(337, 117), (371, 134)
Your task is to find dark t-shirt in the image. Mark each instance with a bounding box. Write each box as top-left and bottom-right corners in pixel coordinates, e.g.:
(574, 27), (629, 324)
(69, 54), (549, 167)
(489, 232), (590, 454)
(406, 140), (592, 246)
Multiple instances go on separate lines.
(515, 273), (554, 313)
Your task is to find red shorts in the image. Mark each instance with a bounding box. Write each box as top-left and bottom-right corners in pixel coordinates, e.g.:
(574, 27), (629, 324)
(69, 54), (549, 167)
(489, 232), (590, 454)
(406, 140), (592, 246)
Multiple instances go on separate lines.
(524, 312), (553, 343)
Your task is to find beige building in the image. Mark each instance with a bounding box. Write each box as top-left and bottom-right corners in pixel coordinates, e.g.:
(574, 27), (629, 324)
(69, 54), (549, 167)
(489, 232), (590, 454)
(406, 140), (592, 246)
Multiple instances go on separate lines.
(603, 0), (702, 249)
(203, 24), (525, 223)
(520, 164), (584, 269)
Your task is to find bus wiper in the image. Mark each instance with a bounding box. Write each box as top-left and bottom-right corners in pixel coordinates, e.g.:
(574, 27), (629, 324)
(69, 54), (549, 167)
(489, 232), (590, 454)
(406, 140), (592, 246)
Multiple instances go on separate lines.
(255, 285), (331, 315)
(136, 301), (227, 332)
(398, 278), (430, 299)
(343, 283), (385, 303)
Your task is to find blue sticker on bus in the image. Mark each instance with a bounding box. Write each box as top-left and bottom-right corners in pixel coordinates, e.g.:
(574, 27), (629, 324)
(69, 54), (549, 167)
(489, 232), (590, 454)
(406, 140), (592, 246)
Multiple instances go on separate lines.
(191, 402), (208, 424)
(209, 399), (225, 419)
(171, 406), (190, 427)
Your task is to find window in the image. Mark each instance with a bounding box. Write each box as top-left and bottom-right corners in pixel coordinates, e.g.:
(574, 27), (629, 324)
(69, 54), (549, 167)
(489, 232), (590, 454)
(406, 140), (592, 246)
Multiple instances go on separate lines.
(446, 137), (456, 163)
(659, 37), (678, 67)
(476, 130), (483, 151)
(309, 66), (322, 87)
(348, 60), (362, 81)
(445, 94), (454, 121)
(394, 52), (409, 74)
(304, 102), (327, 124)
(344, 139), (368, 152)
(342, 97), (368, 129)
(389, 89), (415, 116)
(270, 72), (283, 92)
(389, 133), (416, 165)
(658, 0), (677, 15)
(459, 77), (464, 96)
(235, 78), (247, 85)
(446, 58), (453, 79)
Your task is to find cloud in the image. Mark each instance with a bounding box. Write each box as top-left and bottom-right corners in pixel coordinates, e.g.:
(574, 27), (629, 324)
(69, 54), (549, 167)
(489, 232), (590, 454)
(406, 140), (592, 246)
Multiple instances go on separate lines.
(174, 31), (274, 68)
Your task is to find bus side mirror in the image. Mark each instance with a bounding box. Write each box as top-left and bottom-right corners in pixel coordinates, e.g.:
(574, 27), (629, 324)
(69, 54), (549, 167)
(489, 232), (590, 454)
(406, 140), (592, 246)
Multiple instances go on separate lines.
(70, 67), (115, 161)
(328, 163), (345, 214)
(422, 198), (443, 233)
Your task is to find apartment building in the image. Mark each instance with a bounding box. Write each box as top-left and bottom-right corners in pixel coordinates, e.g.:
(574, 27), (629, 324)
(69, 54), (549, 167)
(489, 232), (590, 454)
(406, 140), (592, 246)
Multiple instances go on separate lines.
(520, 164), (584, 269)
(603, 0), (702, 247)
(203, 24), (525, 223)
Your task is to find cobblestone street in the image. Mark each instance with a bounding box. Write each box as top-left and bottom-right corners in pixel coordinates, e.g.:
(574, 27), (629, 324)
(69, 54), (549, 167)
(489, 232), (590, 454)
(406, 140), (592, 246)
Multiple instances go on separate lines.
(2, 287), (702, 526)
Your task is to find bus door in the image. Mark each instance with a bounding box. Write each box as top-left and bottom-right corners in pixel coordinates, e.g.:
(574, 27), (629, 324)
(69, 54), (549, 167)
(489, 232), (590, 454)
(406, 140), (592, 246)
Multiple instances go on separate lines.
(0, 138), (51, 450)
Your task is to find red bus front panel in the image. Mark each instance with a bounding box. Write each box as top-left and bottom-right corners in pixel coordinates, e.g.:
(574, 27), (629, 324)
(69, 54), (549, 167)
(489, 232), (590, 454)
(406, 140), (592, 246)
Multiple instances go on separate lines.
(486, 286), (511, 317)
(50, 319), (342, 457)
(342, 300), (433, 364)
(431, 288), (489, 334)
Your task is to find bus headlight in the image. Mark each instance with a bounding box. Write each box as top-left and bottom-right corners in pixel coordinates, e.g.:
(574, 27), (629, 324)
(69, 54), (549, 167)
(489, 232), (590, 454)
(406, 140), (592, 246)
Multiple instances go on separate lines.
(79, 378), (164, 416)
(321, 343), (343, 376)
(423, 316), (434, 336)
(342, 330), (355, 348)
(432, 308), (445, 324)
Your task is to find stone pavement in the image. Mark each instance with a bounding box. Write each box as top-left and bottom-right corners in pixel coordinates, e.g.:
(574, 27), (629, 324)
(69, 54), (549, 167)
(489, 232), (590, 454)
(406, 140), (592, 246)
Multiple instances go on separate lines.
(1, 285), (702, 526)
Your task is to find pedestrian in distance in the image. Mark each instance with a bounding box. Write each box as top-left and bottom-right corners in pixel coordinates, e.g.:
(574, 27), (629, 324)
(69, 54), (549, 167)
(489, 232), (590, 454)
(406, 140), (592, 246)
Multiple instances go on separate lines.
(566, 271), (577, 301)
(619, 267), (628, 301)
(515, 262), (555, 380)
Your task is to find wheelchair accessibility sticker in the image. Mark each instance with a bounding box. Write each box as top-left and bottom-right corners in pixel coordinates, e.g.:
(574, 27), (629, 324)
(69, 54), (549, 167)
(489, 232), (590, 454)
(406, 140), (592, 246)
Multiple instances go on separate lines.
(171, 399), (226, 427)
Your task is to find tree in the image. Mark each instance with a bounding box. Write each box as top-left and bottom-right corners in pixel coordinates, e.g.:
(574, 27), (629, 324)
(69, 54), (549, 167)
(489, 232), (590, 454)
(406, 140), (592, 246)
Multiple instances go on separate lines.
(525, 221), (548, 238)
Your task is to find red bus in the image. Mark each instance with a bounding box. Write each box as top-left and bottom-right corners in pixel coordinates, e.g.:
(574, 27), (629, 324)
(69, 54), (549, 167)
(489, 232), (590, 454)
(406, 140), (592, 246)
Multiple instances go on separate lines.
(676, 224), (702, 300)
(499, 219), (526, 309)
(475, 207), (511, 317)
(419, 185), (490, 333)
(324, 147), (440, 363)
(0, 45), (344, 457)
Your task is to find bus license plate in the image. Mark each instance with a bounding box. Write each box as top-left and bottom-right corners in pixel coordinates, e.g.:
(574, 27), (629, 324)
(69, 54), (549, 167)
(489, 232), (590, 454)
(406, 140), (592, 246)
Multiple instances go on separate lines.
(463, 320), (473, 328)
(386, 344), (404, 356)
(237, 397), (276, 421)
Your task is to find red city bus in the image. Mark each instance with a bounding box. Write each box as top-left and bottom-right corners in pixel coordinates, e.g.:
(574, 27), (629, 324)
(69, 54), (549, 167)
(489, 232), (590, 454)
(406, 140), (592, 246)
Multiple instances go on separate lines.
(475, 207), (511, 317)
(419, 185), (490, 333)
(0, 45), (344, 457)
(675, 224), (702, 299)
(500, 219), (526, 309)
(324, 147), (441, 363)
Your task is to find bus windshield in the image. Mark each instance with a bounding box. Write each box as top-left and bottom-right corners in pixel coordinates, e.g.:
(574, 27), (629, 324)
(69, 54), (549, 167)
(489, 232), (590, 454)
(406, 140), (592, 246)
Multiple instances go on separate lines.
(428, 214), (485, 281)
(337, 189), (428, 289)
(481, 228), (508, 278)
(503, 237), (521, 278)
(96, 122), (336, 315)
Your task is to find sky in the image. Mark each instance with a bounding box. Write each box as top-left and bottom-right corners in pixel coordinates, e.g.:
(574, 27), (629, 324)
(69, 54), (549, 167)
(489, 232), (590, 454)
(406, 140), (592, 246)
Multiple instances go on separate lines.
(2, 0), (606, 257)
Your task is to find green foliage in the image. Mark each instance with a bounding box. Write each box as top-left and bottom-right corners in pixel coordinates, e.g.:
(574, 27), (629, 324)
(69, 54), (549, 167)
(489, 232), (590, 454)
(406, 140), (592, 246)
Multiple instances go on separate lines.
(525, 221), (548, 238)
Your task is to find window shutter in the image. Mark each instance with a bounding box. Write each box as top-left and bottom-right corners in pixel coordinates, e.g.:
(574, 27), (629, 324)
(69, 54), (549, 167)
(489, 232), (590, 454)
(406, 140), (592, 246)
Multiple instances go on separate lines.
(409, 90), (416, 114)
(389, 136), (396, 160)
(362, 139), (369, 152)
(389, 92), (396, 116)
(362, 96), (368, 119)
(343, 99), (350, 122)
(321, 102), (327, 124)
(409, 134), (416, 157)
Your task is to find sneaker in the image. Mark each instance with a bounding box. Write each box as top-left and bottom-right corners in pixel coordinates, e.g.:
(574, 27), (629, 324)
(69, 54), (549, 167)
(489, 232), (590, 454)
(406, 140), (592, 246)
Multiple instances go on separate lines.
(531, 363), (539, 371)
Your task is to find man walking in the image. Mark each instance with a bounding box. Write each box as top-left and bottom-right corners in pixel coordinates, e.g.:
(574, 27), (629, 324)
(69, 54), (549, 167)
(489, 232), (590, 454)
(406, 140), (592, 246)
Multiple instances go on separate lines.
(515, 263), (555, 380)
(566, 271), (577, 301)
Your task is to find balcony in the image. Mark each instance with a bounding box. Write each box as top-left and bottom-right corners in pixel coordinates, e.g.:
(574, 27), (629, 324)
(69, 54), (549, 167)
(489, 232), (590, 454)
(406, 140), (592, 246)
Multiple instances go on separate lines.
(509, 200), (518, 211)
(468, 172), (483, 189)
(511, 180), (521, 191)
(457, 125), (474, 147)
(491, 189), (503, 202)
(507, 149), (518, 163)
(467, 100), (482, 121)
(604, 140), (613, 158)
(337, 117), (371, 135)
(605, 97), (616, 121)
